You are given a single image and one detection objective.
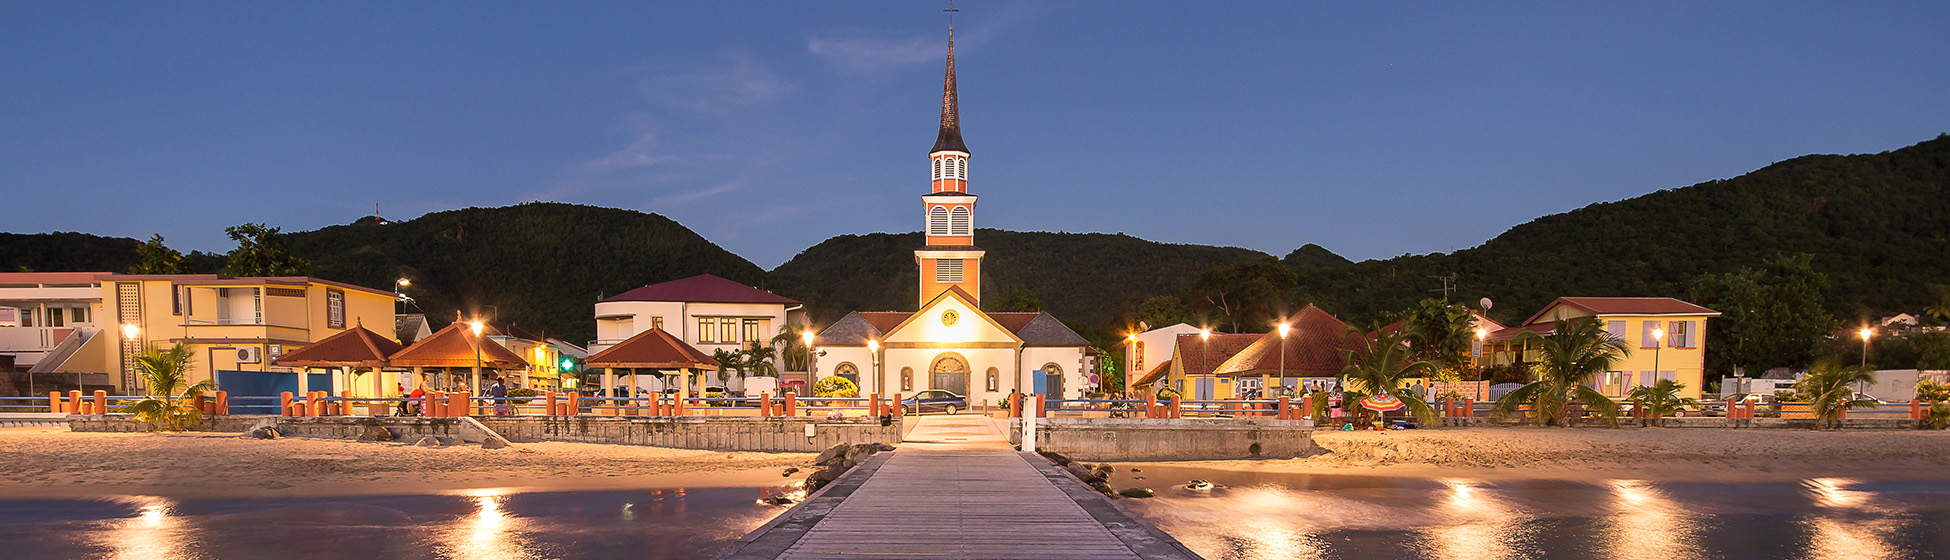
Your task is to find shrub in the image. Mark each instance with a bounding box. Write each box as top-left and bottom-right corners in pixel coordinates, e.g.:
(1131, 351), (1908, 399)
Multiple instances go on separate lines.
(506, 387), (538, 405)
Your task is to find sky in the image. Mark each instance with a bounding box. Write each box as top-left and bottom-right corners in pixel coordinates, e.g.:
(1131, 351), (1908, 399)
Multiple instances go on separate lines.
(4, 1), (1947, 269)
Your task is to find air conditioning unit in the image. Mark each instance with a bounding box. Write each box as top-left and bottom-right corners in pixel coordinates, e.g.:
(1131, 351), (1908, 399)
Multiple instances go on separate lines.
(236, 347), (262, 364)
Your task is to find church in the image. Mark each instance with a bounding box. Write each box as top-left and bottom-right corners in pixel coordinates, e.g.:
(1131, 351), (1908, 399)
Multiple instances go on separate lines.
(811, 31), (1096, 409)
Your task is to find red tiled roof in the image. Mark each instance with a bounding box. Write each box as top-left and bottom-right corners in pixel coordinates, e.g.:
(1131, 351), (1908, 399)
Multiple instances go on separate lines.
(601, 274), (799, 305)
(586, 328), (720, 370)
(1523, 297), (1719, 326)
(1486, 322), (1555, 342)
(389, 321), (530, 369)
(1131, 359), (1173, 389)
(1173, 333), (1262, 375)
(273, 324), (404, 368)
(1213, 305), (1365, 377)
(0, 272), (110, 285)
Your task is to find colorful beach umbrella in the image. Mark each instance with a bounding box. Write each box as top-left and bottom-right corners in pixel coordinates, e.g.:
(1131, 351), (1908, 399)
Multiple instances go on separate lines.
(1360, 394), (1406, 412)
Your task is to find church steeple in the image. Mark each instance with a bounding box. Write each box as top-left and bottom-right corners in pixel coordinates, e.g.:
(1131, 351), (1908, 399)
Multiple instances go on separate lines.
(930, 33), (967, 155)
(915, 20), (983, 308)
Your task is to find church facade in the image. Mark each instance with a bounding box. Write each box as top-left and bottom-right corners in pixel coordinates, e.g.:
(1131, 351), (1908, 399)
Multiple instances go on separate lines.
(811, 33), (1095, 408)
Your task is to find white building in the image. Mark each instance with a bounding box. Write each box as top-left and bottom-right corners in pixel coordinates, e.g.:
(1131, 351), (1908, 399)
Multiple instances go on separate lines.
(591, 274), (803, 375)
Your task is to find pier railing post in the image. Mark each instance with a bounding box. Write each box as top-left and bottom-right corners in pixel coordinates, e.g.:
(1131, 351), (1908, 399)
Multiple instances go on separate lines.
(95, 390), (109, 415)
(1144, 393), (1157, 419)
(215, 390), (229, 415)
(281, 392), (293, 416)
(892, 393), (904, 418)
(761, 392), (773, 417)
(868, 392), (881, 417)
(1168, 395), (1181, 419)
(1034, 393), (1047, 418)
(1277, 396), (1290, 420)
(785, 392), (798, 417)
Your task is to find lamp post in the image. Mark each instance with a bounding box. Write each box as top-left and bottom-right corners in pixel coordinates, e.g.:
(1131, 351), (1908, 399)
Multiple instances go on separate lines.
(1125, 333), (1139, 398)
(1474, 327), (1488, 401)
(1652, 327), (1666, 392)
(1277, 321), (1291, 396)
(1859, 327), (1874, 394)
(470, 320), (484, 415)
(121, 323), (141, 392)
(867, 339), (881, 394)
(394, 278), (409, 314)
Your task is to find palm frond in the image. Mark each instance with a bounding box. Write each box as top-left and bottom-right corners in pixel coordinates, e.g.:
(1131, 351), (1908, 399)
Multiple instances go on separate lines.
(1574, 385), (1621, 427)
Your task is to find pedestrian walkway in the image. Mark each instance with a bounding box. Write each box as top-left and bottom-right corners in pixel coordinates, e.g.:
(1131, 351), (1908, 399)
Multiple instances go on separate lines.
(713, 415), (1200, 560)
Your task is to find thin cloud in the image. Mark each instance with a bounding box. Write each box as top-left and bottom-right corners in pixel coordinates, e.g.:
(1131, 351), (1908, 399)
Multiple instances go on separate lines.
(808, 33), (940, 72)
(628, 51), (786, 115)
(651, 179), (742, 208)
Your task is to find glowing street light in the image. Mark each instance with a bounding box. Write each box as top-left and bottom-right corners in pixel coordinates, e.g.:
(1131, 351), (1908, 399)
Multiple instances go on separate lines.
(867, 339), (881, 393)
(1474, 327), (1489, 400)
(1652, 326), (1666, 393)
(122, 323), (140, 341)
(1859, 327), (1874, 368)
(469, 320), (485, 412)
(1277, 321), (1291, 396)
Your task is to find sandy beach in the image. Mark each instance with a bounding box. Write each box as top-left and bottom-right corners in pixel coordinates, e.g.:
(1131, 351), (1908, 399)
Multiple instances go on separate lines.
(1120, 427), (1950, 483)
(0, 426), (814, 500)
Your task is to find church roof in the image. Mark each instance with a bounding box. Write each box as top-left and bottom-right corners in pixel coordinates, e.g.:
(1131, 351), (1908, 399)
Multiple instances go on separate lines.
(273, 324), (403, 368)
(1212, 305), (1366, 377)
(813, 310), (1089, 348)
(388, 321), (530, 369)
(586, 328), (719, 371)
(930, 36), (967, 154)
(991, 312), (1092, 346)
(601, 274), (799, 305)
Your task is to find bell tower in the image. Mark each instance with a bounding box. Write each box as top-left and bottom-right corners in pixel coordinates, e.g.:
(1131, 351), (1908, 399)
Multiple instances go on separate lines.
(915, 28), (983, 308)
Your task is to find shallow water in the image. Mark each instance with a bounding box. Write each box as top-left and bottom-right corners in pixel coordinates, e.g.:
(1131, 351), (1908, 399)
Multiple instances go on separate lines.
(0, 486), (798, 560)
(1114, 466), (1950, 560)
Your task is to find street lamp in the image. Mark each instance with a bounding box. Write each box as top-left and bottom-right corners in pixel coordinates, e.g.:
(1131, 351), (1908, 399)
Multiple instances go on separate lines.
(470, 320), (484, 414)
(1858, 327), (1873, 368)
(1276, 321), (1291, 396)
(801, 331), (815, 375)
(867, 339), (881, 394)
(1474, 327), (1488, 400)
(1652, 326), (1666, 392)
(394, 278), (410, 313)
(121, 323), (141, 391)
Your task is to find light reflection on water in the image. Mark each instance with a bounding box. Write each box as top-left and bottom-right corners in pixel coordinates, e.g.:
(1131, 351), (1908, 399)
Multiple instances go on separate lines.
(0, 486), (794, 560)
(1114, 467), (1950, 560)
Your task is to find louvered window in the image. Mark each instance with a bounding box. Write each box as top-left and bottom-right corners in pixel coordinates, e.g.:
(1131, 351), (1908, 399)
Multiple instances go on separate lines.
(956, 158), (966, 180)
(933, 159), (943, 181)
(929, 206), (950, 236)
(949, 207), (971, 236)
(936, 259), (963, 283)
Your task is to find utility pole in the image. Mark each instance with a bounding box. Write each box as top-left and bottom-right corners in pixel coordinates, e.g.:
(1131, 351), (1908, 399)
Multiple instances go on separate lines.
(1428, 273), (1457, 300)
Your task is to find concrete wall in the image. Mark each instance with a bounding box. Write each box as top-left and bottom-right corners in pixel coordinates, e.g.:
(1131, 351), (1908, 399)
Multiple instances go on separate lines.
(1011, 417), (1316, 461)
(1434, 416), (1926, 430)
(67, 414), (897, 452)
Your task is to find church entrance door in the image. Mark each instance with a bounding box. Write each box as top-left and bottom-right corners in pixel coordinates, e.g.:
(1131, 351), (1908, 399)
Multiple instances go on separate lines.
(931, 356), (970, 396)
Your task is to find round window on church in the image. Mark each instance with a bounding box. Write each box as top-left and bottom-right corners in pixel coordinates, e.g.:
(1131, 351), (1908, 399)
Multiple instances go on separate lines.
(941, 309), (959, 327)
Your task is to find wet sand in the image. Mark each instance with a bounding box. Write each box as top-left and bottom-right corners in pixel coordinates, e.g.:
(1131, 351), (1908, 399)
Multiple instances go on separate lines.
(0, 426), (814, 499)
(1118, 427), (1950, 483)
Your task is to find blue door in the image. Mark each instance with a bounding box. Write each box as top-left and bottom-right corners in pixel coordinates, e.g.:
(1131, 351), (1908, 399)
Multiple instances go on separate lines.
(215, 370), (329, 414)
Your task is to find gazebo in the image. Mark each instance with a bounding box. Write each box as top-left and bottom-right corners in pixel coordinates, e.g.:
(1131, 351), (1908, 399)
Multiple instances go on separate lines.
(272, 323), (404, 399)
(388, 320), (530, 396)
(584, 327), (719, 404)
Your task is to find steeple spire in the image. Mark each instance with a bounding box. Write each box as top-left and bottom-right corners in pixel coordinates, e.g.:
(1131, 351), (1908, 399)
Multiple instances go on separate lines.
(930, 27), (967, 154)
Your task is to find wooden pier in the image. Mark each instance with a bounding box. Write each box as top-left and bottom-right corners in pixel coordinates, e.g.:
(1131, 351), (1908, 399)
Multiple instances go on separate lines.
(713, 416), (1201, 560)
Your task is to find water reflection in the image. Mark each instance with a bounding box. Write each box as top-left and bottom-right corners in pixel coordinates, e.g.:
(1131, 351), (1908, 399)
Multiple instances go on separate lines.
(101, 496), (198, 560)
(1416, 480), (1529, 560)
(439, 488), (537, 560)
(1800, 478), (1903, 560)
(1602, 480), (1698, 560)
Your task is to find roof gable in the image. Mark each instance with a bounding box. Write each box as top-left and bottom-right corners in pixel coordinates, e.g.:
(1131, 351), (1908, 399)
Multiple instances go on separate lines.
(389, 321), (530, 369)
(881, 287), (1022, 346)
(602, 274), (799, 305)
(273, 324), (403, 368)
(1213, 305), (1365, 377)
(1523, 297), (1720, 326)
(586, 328), (720, 370)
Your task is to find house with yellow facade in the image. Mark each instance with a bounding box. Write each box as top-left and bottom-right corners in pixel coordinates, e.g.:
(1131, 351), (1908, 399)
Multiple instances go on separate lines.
(100, 274), (396, 395)
(1483, 297), (1720, 401)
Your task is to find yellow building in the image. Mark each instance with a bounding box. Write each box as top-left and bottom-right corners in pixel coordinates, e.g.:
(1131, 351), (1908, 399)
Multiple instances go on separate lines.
(1484, 297), (1720, 401)
(103, 274), (396, 394)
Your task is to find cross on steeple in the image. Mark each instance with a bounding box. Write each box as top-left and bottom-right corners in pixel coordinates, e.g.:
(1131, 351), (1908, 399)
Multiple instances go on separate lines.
(945, 0), (958, 37)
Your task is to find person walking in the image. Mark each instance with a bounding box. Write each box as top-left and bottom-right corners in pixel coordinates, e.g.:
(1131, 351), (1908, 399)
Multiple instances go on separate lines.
(489, 378), (511, 416)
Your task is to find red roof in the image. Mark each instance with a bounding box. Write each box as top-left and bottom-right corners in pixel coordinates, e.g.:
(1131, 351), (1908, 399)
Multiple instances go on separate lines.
(1213, 305), (1366, 377)
(586, 328), (720, 370)
(1486, 322), (1556, 342)
(1522, 297), (1720, 326)
(389, 321), (530, 369)
(0, 272), (110, 285)
(273, 324), (403, 368)
(1172, 333), (1262, 375)
(602, 274), (799, 305)
(1131, 359), (1173, 389)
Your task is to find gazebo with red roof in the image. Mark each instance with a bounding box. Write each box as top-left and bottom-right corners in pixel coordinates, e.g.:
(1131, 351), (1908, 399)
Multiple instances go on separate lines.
(585, 328), (720, 403)
(388, 320), (530, 395)
(273, 323), (405, 399)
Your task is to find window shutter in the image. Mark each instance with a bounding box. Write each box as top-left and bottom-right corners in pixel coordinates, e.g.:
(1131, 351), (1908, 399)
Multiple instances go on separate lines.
(950, 207), (971, 236)
(929, 207), (950, 236)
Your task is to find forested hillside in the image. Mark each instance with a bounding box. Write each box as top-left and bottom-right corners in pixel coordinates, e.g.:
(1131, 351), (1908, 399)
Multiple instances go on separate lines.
(1285, 134), (1950, 327)
(0, 232), (145, 274)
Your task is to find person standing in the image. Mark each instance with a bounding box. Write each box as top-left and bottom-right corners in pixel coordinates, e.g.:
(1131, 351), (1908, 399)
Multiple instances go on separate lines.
(489, 378), (511, 416)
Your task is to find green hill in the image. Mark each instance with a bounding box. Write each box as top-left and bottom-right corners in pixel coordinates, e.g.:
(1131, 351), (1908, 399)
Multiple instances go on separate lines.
(1288, 134), (1950, 327)
(0, 232), (144, 274)
(288, 203), (772, 346)
(771, 230), (1272, 329)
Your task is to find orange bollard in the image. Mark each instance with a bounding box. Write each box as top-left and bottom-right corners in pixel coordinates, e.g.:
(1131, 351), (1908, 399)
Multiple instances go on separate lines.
(673, 393), (686, 416)
(760, 392), (773, 417)
(1010, 392), (1024, 418)
(341, 391), (354, 416)
(867, 392), (880, 417)
(1463, 397), (1474, 418)
(1169, 395), (1182, 419)
(892, 393), (904, 417)
(1144, 393), (1157, 419)
(49, 392), (65, 414)
(545, 392), (558, 416)
(92, 390), (108, 415)
(451, 391), (469, 417)
(1277, 396), (1291, 420)
(280, 392), (294, 416)
(1632, 398), (1644, 419)
(1912, 400), (1923, 420)
(215, 390), (229, 415)
(567, 391), (580, 415)
(69, 391), (83, 414)
(193, 395), (207, 414)
(784, 392), (797, 417)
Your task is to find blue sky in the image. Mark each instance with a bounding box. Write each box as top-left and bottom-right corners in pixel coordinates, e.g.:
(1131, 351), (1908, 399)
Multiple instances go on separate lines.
(4, 1), (1947, 268)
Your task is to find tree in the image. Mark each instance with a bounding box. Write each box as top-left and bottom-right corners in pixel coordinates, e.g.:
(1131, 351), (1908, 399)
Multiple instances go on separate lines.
(743, 343), (779, 377)
(1688, 254), (1837, 377)
(772, 325), (809, 372)
(1337, 328), (1439, 425)
(1626, 379), (1699, 426)
(1400, 298), (1476, 369)
(121, 343), (215, 431)
(222, 223), (312, 277)
(1096, 350), (1123, 394)
(1794, 362), (1879, 430)
(129, 234), (191, 274)
(1914, 379), (1950, 403)
(1492, 317), (1627, 427)
(711, 348), (744, 383)
(1926, 284), (1950, 323)
(1189, 258), (1297, 333)
(1134, 296), (1192, 330)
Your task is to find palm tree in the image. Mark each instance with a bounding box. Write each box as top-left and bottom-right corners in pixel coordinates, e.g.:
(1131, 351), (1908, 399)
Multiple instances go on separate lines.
(744, 343), (780, 377)
(1338, 328), (1439, 425)
(122, 343), (214, 431)
(771, 325), (809, 372)
(711, 348), (744, 384)
(1492, 317), (1627, 427)
(1794, 361), (1879, 430)
(1925, 284), (1950, 323)
(1626, 379), (1699, 426)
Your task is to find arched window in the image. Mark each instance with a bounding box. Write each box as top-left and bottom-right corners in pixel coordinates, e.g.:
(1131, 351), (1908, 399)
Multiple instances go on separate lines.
(1134, 341), (1145, 371)
(932, 158), (942, 181)
(901, 367), (914, 391)
(956, 158), (966, 180)
(929, 206), (950, 236)
(949, 207), (971, 236)
(835, 362), (859, 383)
